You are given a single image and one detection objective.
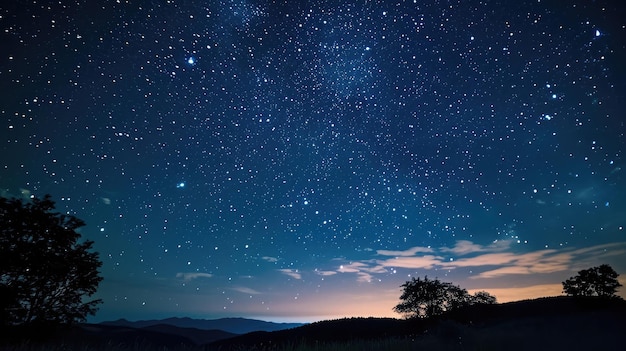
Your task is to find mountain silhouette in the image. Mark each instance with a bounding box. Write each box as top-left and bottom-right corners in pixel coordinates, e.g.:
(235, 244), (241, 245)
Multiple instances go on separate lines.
(100, 316), (304, 334)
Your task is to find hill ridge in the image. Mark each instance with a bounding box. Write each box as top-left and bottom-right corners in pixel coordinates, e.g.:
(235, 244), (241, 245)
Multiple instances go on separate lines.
(100, 316), (305, 334)
(209, 296), (626, 350)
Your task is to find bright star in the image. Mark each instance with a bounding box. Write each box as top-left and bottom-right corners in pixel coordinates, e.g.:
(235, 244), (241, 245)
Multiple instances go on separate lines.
(187, 57), (195, 65)
(177, 182), (185, 188)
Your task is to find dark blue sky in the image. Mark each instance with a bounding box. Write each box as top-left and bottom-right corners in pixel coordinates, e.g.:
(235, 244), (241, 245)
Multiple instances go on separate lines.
(1, 0), (625, 322)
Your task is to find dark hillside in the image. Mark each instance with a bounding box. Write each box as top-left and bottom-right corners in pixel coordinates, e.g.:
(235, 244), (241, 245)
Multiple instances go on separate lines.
(6, 324), (198, 349)
(210, 297), (626, 350)
(209, 317), (420, 349)
(73, 324), (195, 347)
(420, 296), (626, 350)
(210, 316), (447, 350)
(444, 295), (626, 325)
(142, 324), (237, 344)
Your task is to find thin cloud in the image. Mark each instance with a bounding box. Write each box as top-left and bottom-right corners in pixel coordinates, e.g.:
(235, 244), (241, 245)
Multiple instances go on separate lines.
(356, 272), (374, 283)
(278, 269), (301, 280)
(261, 256), (279, 263)
(338, 262), (370, 273)
(337, 265), (376, 283)
(176, 272), (213, 282)
(377, 246), (433, 257)
(314, 269), (337, 276)
(339, 261), (387, 274)
(474, 266), (534, 278)
(332, 240), (626, 282)
(376, 255), (444, 270)
(440, 239), (512, 255)
(232, 287), (262, 295)
(569, 242), (626, 255)
(444, 252), (520, 267)
(443, 250), (564, 269)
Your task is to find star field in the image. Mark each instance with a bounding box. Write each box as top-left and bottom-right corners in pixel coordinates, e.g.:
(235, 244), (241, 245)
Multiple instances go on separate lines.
(1, 0), (625, 322)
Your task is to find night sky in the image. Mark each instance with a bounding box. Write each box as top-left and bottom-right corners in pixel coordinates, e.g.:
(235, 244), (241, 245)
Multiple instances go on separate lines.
(1, 0), (625, 323)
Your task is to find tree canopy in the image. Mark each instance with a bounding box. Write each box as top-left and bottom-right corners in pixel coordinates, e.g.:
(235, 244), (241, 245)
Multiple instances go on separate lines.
(562, 264), (622, 298)
(394, 276), (497, 319)
(0, 195), (103, 327)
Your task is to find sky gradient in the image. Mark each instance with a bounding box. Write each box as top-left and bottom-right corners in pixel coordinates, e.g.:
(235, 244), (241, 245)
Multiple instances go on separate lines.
(1, 0), (625, 323)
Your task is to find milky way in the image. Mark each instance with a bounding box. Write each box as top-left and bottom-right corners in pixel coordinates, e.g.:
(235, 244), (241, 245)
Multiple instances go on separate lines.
(1, 0), (625, 322)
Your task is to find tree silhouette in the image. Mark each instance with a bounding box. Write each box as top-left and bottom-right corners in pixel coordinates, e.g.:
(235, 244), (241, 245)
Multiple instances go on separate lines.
(562, 264), (622, 298)
(394, 276), (496, 319)
(0, 195), (103, 327)
(470, 290), (497, 305)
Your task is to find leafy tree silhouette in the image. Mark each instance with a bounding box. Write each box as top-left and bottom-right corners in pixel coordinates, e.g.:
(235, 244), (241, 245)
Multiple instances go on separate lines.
(470, 290), (497, 305)
(394, 276), (496, 319)
(562, 264), (622, 298)
(0, 195), (103, 329)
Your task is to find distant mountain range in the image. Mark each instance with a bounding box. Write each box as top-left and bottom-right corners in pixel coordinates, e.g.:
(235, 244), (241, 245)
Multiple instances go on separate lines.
(99, 316), (305, 334)
(49, 317), (307, 347)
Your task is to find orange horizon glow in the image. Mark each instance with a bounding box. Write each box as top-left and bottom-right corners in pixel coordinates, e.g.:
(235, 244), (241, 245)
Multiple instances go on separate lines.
(258, 277), (626, 323)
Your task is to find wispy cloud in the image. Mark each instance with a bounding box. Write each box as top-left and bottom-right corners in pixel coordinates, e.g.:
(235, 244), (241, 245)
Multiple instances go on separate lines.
(377, 246), (433, 257)
(261, 256), (279, 263)
(331, 240), (626, 282)
(278, 269), (301, 280)
(339, 261), (387, 274)
(439, 239), (512, 255)
(338, 262), (369, 273)
(176, 272), (213, 281)
(355, 272), (375, 283)
(336, 264), (375, 282)
(466, 251), (571, 278)
(232, 287), (262, 295)
(377, 255), (444, 270)
(314, 269), (337, 276)
(569, 242), (626, 257)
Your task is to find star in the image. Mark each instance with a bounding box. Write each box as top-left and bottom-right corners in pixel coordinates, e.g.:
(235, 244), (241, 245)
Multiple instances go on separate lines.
(2, 0), (624, 324)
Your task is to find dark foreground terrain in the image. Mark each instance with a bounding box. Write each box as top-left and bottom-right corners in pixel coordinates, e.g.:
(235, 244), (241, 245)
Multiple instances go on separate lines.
(210, 296), (626, 350)
(2, 296), (626, 351)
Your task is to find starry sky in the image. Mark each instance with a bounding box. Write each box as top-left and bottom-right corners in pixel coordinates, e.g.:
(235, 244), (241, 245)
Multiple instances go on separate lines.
(1, 0), (625, 323)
